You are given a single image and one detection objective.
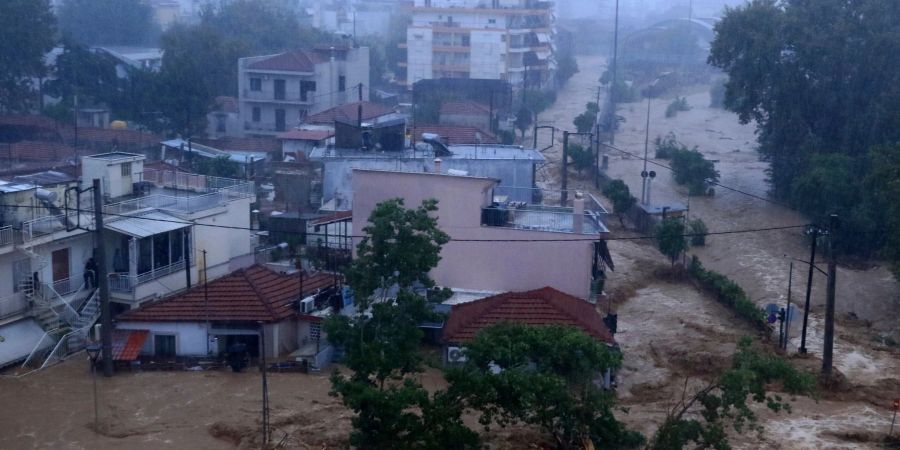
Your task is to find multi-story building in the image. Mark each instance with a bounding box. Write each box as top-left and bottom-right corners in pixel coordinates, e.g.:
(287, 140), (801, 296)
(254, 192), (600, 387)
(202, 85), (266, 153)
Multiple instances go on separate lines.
(238, 45), (370, 137)
(403, 0), (556, 89)
(0, 153), (256, 369)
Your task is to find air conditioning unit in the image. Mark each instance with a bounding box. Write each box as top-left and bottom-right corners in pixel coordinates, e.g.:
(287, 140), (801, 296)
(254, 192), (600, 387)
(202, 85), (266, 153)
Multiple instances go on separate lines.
(299, 296), (315, 314)
(447, 346), (467, 363)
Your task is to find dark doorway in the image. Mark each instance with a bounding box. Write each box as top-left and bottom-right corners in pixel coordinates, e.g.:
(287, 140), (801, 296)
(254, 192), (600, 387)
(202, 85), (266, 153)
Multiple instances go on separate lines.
(224, 334), (260, 358)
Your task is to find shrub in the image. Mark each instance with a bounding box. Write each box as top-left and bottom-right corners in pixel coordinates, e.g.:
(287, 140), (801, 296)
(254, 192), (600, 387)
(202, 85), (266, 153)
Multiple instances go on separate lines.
(689, 218), (708, 246)
(671, 147), (719, 195)
(689, 256), (767, 331)
(654, 132), (681, 159)
(665, 97), (690, 118)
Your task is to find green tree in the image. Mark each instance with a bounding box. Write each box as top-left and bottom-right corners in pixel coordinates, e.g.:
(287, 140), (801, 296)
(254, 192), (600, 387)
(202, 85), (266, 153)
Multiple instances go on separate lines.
(866, 144), (900, 275)
(326, 199), (477, 449)
(446, 323), (644, 450)
(556, 54), (579, 85)
(688, 218), (708, 246)
(192, 155), (239, 178)
(58, 0), (158, 46)
(656, 218), (687, 265)
(566, 143), (594, 176)
(573, 111), (596, 134)
(0, 0), (55, 113)
(515, 106), (533, 139)
(44, 41), (120, 116)
(650, 337), (816, 449)
(671, 147), (719, 195)
(602, 179), (637, 227)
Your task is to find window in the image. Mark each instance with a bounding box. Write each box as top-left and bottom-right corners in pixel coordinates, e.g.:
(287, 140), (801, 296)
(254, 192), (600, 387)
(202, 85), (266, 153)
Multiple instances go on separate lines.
(121, 162), (131, 176)
(250, 77), (262, 91)
(338, 75), (346, 92)
(488, 18), (496, 24)
(154, 334), (176, 357)
(300, 80), (316, 102)
(153, 232), (170, 269)
(310, 322), (321, 341)
(274, 79), (286, 100)
(171, 229), (184, 264)
(275, 108), (286, 132)
(252, 107), (261, 122)
(138, 237), (152, 274)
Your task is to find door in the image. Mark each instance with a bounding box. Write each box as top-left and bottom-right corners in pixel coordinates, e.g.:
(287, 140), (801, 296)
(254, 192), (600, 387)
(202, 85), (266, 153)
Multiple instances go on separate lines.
(274, 79), (286, 100)
(51, 248), (70, 283)
(275, 109), (286, 132)
(154, 334), (176, 357)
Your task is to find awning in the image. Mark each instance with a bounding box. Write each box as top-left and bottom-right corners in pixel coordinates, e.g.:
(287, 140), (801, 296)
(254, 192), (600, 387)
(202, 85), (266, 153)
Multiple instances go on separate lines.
(0, 319), (51, 368)
(106, 211), (191, 238)
(111, 329), (149, 361)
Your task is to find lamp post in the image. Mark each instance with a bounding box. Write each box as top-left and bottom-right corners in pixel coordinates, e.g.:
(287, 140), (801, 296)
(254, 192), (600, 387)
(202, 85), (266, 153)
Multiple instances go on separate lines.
(85, 343), (101, 431)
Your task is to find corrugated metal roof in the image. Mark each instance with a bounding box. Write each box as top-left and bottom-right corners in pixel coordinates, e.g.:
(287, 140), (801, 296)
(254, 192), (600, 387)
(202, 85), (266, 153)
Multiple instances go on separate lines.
(105, 211), (190, 238)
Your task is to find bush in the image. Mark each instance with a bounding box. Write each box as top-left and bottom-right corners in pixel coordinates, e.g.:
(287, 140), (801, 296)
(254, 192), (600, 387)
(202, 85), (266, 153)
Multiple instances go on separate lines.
(709, 78), (726, 108)
(671, 147), (719, 195)
(689, 218), (708, 246)
(654, 132), (681, 159)
(496, 129), (515, 145)
(689, 256), (767, 331)
(602, 179), (637, 227)
(567, 144), (594, 175)
(665, 97), (690, 118)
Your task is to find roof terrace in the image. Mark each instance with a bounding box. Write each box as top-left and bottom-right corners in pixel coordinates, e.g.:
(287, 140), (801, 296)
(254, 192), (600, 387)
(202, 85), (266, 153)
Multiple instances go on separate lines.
(481, 186), (610, 235)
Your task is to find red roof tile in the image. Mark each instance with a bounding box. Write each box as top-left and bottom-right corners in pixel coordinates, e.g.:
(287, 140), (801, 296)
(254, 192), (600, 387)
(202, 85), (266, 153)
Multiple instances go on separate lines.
(412, 124), (499, 145)
(59, 126), (161, 147)
(0, 114), (61, 130)
(310, 210), (352, 225)
(111, 329), (149, 361)
(192, 137), (280, 153)
(7, 140), (77, 162)
(304, 102), (394, 125)
(440, 100), (491, 116)
(442, 287), (615, 344)
(116, 265), (339, 323)
(277, 129), (334, 141)
(248, 50), (325, 72)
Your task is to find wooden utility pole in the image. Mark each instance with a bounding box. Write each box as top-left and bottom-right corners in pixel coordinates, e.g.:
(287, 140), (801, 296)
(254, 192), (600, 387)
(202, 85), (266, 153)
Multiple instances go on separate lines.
(561, 131), (569, 206)
(799, 226), (819, 354)
(91, 179), (113, 377)
(822, 214), (838, 375)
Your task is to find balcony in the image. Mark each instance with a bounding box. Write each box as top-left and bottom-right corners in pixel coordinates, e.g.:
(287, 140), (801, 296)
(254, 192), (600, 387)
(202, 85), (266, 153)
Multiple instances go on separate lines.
(481, 187), (609, 235)
(0, 225), (15, 248)
(109, 259), (186, 294)
(242, 90), (314, 105)
(103, 169), (254, 217)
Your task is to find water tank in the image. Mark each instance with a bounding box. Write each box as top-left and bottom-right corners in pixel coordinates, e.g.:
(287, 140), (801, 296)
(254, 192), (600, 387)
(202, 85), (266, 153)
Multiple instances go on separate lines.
(35, 188), (58, 203)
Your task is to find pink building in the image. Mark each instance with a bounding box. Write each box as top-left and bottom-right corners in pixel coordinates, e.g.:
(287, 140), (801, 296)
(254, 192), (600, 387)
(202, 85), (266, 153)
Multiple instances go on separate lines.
(351, 168), (611, 300)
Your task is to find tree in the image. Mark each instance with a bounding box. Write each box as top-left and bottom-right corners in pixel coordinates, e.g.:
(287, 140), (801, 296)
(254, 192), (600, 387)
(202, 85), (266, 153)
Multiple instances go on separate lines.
(515, 106), (533, 139)
(649, 337), (816, 449)
(670, 147), (719, 195)
(446, 323), (644, 450)
(688, 218), (708, 246)
(57, 0), (158, 46)
(602, 179), (637, 227)
(556, 54), (579, 85)
(326, 199), (477, 449)
(43, 41), (120, 118)
(573, 112), (596, 134)
(0, 0), (55, 113)
(866, 144), (900, 275)
(192, 155), (240, 178)
(567, 144), (594, 176)
(656, 218), (687, 265)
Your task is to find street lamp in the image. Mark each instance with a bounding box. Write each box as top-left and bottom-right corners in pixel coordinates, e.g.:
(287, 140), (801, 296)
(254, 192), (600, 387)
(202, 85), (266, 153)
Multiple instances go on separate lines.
(85, 343), (102, 431)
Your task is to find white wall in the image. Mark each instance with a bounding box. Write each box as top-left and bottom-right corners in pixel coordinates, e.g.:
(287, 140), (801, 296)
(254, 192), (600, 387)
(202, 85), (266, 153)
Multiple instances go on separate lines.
(117, 321), (210, 356)
(191, 196), (254, 282)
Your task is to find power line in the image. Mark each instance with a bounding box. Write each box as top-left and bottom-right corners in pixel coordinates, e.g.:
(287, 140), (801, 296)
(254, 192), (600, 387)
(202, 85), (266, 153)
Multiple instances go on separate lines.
(0, 203), (813, 243)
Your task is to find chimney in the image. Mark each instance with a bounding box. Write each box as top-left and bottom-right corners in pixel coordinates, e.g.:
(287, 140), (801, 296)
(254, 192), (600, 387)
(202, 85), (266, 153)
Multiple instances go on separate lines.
(433, 158), (442, 174)
(573, 191), (585, 234)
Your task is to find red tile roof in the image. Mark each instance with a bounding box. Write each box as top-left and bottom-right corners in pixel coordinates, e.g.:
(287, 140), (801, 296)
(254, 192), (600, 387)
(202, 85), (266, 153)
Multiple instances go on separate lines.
(277, 129), (334, 141)
(116, 265), (339, 323)
(442, 287), (615, 344)
(111, 329), (150, 361)
(59, 126), (161, 147)
(440, 100), (491, 116)
(192, 137), (280, 153)
(304, 102), (394, 125)
(248, 50), (325, 72)
(6, 140), (77, 162)
(412, 124), (499, 145)
(310, 210), (352, 225)
(0, 114), (61, 130)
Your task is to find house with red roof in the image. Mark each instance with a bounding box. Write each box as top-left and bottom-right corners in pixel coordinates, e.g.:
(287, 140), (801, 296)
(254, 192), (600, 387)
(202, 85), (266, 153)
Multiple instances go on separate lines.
(441, 286), (619, 388)
(238, 45), (370, 138)
(116, 264), (344, 363)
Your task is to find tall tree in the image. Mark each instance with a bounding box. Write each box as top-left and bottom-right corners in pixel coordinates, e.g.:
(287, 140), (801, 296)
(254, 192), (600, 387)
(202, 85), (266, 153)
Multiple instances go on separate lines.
(603, 179), (637, 227)
(0, 0), (55, 113)
(656, 218), (687, 265)
(44, 42), (120, 113)
(446, 323), (644, 450)
(57, 0), (159, 46)
(326, 199), (475, 449)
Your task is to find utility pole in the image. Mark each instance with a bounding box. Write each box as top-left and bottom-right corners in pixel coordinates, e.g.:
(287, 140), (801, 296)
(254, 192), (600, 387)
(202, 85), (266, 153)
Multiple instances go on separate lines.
(357, 83), (363, 127)
(822, 214), (838, 376)
(91, 179), (113, 377)
(562, 130), (570, 206)
(799, 225), (820, 354)
(784, 261), (793, 350)
(184, 230), (191, 289)
(608, 0), (620, 146)
(259, 322), (269, 446)
(640, 92), (652, 204)
(203, 250), (209, 355)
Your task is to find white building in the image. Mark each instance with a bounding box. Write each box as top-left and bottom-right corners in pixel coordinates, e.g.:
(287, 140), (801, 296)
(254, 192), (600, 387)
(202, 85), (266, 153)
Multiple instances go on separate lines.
(404, 0), (556, 89)
(238, 45), (370, 137)
(0, 153), (256, 369)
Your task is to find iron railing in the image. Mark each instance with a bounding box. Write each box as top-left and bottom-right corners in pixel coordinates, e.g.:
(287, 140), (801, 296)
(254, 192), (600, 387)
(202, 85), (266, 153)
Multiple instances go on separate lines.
(0, 225), (14, 247)
(109, 259), (186, 294)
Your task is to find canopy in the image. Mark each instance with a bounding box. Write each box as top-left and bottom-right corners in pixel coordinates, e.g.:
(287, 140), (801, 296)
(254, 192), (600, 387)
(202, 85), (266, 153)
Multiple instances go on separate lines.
(105, 211), (191, 238)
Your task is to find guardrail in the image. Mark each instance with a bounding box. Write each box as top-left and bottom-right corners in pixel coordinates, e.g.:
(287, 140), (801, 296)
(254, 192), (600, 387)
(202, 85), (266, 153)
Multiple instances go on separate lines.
(109, 259), (186, 294)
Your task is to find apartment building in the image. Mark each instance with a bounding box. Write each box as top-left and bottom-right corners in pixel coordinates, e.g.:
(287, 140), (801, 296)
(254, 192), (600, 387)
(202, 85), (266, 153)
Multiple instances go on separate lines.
(0, 153), (256, 369)
(404, 0), (556, 89)
(238, 45), (370, 137)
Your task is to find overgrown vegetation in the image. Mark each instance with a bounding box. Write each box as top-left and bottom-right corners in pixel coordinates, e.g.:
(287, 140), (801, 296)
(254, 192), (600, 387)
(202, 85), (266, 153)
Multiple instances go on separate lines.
(689, 256), (768, 331)
(649, 337), (816, 449)
(709, 0), (900, 274)
(566, 143), (593, 176)
(0, 0), (56, 113)
(653, 132), (686, 159)
(655, 133), (719, 195)
(656, 218), (687, 265)
(689, 218), (708, 246)
(664, 96), (690, 118)
(602, 179), (637, 227)
(58, 0), (159, 46)
(446, 323), (645, 450)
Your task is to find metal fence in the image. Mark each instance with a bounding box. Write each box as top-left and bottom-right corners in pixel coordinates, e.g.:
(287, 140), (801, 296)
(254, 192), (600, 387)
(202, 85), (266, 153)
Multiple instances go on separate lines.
(0, 225), (14, 247)
(109, 259), (186, 294)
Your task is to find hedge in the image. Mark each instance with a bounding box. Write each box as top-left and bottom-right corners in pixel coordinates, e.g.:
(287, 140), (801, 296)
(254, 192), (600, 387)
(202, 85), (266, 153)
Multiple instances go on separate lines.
(688, 255), (768, 331)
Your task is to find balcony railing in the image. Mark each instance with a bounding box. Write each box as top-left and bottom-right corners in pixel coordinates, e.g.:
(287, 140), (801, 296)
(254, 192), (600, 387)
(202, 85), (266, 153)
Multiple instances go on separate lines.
(109, 259), (186, 294)
(21, 212), (86, 243)
(101, 170), (254, 217)
(482, 187), (609, 234)
(0, 225), (14, 247)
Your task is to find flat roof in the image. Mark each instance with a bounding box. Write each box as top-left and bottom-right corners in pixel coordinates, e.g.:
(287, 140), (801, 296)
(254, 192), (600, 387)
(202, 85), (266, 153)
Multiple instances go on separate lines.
(105, 210), (191, 238)
(0, 180), (36, 194)
(311, 144), (544, 162)
(85, 152), (145, 161)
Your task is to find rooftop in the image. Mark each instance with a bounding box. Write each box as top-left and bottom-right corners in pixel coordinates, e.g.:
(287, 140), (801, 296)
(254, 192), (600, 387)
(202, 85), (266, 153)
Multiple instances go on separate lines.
(116, 265), (338, 323)
(304, 102), (395, 125)
(310, 143), (543, 161)
(439, 100), (491, 116)
(85, 151), (144, 161)
(277, 129), (335, 141)
(442, 287), (615, 344)
(12, 170), (75, 186)
(247, 49), (325, 72)
(412, 124), (499, 145)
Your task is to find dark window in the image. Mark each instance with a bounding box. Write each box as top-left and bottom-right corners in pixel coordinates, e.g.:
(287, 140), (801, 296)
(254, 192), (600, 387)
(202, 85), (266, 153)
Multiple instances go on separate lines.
(216, 114), (226, 132)
(121, 162), (131, 176)
(300, 80), (316, 102)
(338, 75), (346, 92)
(153, 232), (170, 269)
(138, 237), (152, 274)
(462, 35), (470, 47)
(250, 77), (262, 91)
(252, 107), (261, 122)
(275, 109), (286, 131)
(171, 229), (184, 264)
(274, 79), (286, 100)
(154, 334), (176, 357)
